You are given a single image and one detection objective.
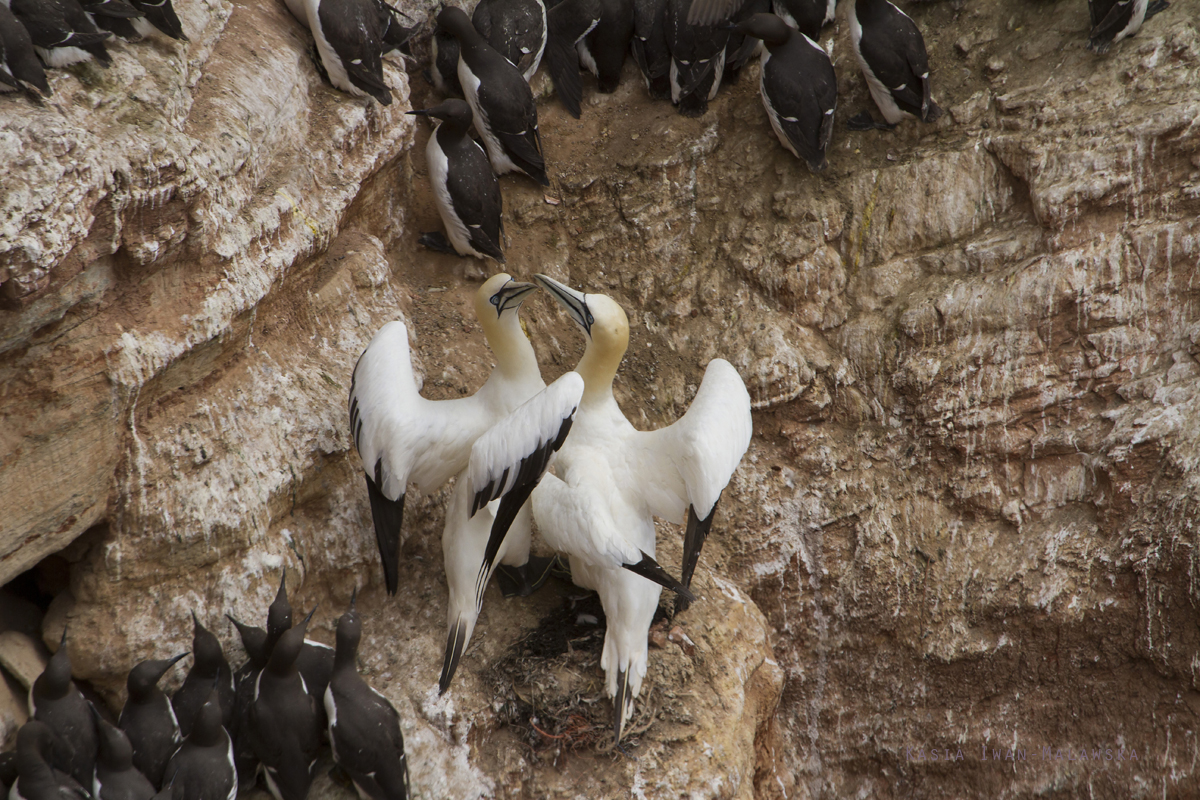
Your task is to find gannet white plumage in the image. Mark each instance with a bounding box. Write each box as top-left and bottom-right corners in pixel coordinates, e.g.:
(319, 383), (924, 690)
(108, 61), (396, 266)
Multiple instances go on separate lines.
(530, 274), (753, 739)
(439, 370), (583, 693)
(348, 274), (544, 595)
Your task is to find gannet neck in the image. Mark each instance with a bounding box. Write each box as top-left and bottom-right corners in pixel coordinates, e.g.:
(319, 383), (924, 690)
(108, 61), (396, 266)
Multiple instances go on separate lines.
(474, 274), (540, 382)
(575, 294), (628, 404)
(482, 308), (540, 380)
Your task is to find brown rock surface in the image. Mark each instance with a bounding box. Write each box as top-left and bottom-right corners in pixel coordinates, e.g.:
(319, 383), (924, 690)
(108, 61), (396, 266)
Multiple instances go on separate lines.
(0, 631), (47, 689)
(2, 0), (1199, 796)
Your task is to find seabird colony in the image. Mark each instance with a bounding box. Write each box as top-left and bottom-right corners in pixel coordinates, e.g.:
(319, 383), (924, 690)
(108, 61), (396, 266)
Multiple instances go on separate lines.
(0, 0), (1177, 795)
(6, 583), (408, 800)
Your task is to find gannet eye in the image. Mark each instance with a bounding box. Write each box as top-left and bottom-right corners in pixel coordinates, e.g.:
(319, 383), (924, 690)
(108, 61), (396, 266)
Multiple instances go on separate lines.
(490, 295), (501, 306)
(585, 309), (594, 325)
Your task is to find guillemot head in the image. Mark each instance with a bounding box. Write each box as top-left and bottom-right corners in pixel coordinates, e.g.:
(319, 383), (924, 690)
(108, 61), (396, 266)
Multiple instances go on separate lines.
(406, 98), (474, 130)
(127, 652), (189, 702)
(436, 6), (475, 41)
(730, 13), (792, 47)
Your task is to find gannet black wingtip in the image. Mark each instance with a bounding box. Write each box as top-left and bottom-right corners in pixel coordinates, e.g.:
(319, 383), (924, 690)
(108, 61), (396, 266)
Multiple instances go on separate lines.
(365, 468), (404, 596)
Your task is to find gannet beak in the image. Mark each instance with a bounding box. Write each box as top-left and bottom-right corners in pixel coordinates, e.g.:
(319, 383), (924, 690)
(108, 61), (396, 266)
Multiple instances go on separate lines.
(490, 279), (538, 316)
(533, 274), (593, 335)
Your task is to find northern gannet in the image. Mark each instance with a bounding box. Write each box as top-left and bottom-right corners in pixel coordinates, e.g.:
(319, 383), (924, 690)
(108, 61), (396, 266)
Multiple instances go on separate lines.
(348, 274), (544, 595)
(530, 274), (753, 739)
(439, 370), (584, 693)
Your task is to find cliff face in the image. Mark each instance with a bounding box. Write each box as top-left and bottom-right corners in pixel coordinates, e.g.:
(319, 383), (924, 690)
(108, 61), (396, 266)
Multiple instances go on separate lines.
(2, 0), (1199, 796)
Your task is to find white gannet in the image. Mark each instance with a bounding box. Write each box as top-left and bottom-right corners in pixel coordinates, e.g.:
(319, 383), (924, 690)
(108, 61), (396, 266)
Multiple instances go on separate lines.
(529, 274), (753, 739)
(348, 274), (545, 595)
(439, 370), (584, 693)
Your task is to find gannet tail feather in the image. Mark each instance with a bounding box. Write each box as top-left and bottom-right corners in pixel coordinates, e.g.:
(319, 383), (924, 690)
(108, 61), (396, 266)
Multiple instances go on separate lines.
(438, 617), (469, 695)
(613, 667), (633, 741)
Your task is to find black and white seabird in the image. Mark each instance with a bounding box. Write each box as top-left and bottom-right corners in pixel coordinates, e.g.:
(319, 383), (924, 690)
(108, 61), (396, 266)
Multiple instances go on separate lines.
(162, 688), (237, 800)
(302, 0), (393, 103)
(734, 12), (836, 172)
(325, 593), (410, 800)
(1087, 0), (1168, 54)
(539, 0), (600, 116)
(529, 274), (753, 740)
(377, 0), (415, 53)
(93, 712), (156, 800)
(407, 99), (506, 263)
(348, 274), (546, 596)
(575, 0), (632, 93)
(472, 0), (547, 81)
(11, 721), (91, 800)
(0, 4), (51, 98)
(848, 0), (941, 129)
(171, 613), (236, 738)
(437, 6), (549, 185)
(225, 615), (267, 790)
(1, 750), (18, 795)
(260, 571), (336, 733)
(439, 370), (582, 693)
(428, 27), (462, 97)
(9, 0), (113, 67)
(127, 0), (185, 39)
(29, 634), (98, 789)
(247, 611), (322, 800)
(665, 0), (730, 117)
(722, 0), (769, 82)
(118, 653), (188, 789)
(78, 0), (142, 41)
(631, 0), (670, 99)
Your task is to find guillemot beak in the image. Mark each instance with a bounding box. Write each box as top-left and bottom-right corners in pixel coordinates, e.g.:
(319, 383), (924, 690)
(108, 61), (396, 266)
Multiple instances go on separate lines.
(533, 274), (593, 335)
(490, 280), (538, 315)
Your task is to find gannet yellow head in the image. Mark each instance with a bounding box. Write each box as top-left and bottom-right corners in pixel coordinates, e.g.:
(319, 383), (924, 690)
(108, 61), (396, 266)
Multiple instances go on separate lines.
(474, 273), (538, 374)
(533, 274), (629, 398)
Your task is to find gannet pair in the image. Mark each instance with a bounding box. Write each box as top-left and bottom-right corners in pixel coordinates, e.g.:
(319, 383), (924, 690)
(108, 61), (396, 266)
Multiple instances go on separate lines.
(350, 274), (752, 738)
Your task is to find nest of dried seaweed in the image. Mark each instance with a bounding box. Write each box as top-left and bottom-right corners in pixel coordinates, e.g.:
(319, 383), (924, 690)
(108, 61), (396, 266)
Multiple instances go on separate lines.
(486, 591), (661, 755)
